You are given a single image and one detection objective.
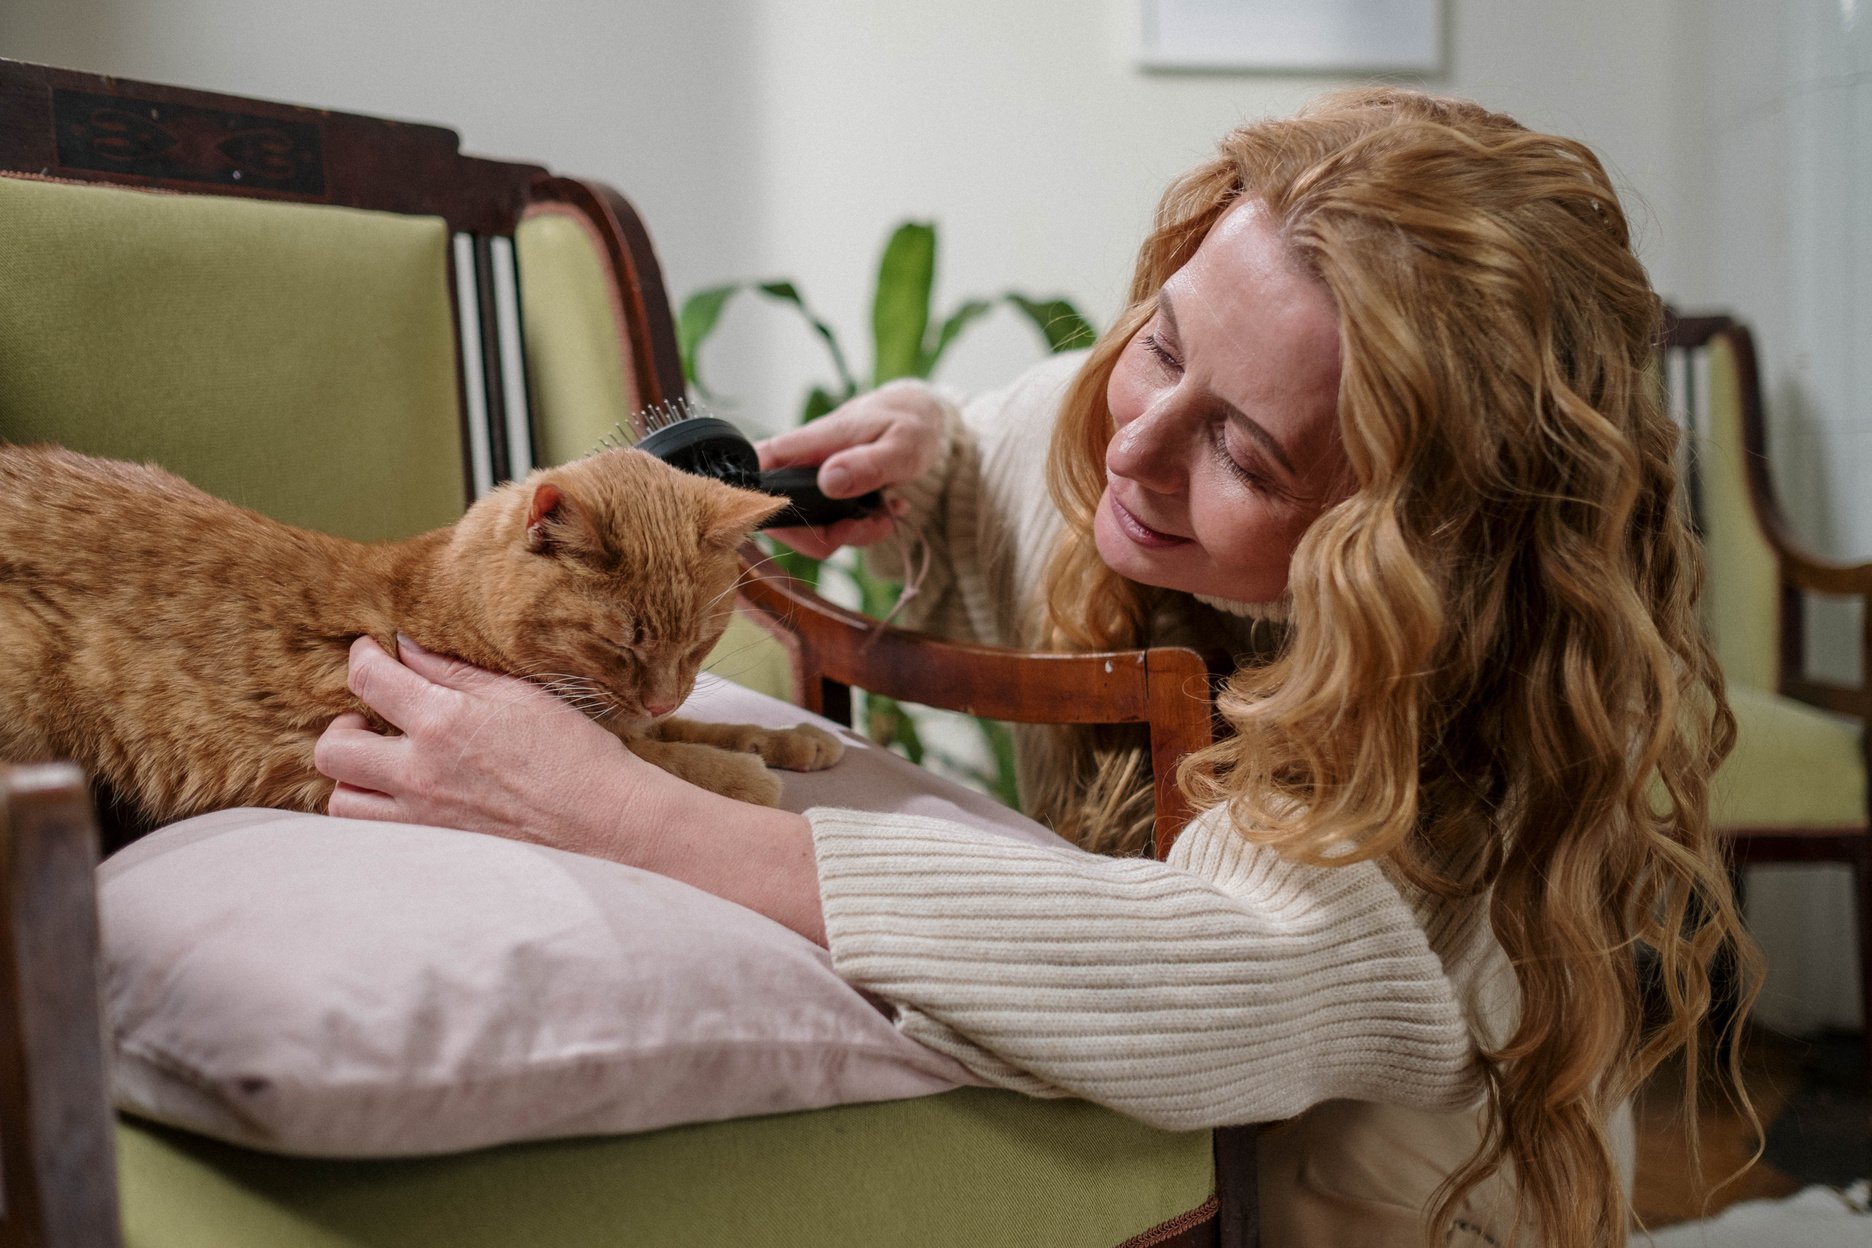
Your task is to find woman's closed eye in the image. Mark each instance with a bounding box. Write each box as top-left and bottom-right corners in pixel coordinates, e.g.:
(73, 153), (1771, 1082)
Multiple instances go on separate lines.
(1141, 331), (1182, 373)
(1213, 425), (1280, 495)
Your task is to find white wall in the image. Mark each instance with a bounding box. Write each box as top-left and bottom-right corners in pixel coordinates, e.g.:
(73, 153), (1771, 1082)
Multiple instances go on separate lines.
(732, 0), (1699, 432)
(1, 0), (1697, 430)
(4, 1), (1865, 1032)
(1673, 0), (1871, 563)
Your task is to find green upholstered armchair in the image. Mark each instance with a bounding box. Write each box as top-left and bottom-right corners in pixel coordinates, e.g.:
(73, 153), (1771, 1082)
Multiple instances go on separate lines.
(1664, 313), (1872, 1080)
(0, 59), (1252, 1248)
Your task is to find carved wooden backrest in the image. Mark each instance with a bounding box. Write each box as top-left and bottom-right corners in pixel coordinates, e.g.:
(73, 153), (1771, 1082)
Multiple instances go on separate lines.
(0, 58), (684, 525)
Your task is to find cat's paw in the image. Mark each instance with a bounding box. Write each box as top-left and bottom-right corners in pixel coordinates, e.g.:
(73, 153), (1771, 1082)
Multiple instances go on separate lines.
(747, 723), (844, 772)
(707, 751), (784, 806)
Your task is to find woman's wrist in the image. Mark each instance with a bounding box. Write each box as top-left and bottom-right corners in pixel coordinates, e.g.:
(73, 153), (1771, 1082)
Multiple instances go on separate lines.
(632, 780), (828, 948)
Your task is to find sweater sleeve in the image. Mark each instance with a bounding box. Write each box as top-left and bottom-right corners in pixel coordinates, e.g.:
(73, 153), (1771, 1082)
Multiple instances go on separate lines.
(807, 804), (1481, 1131)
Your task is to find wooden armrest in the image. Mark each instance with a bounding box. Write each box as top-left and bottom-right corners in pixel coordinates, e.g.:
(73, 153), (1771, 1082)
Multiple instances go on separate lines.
(1781, 677), (1872, 724)
(736, 560), (1217, 858)
(0, 763), (122, 1248)
(1772, 545), (1872, 601)
(1690, 320), (1872, 600)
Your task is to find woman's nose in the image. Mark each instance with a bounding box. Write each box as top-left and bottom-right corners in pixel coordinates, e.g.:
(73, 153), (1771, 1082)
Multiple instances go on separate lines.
(1107, 401), (1186, 494)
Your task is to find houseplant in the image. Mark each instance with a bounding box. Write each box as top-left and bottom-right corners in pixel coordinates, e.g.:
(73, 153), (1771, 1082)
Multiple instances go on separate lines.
(678, 221), (1095, 804)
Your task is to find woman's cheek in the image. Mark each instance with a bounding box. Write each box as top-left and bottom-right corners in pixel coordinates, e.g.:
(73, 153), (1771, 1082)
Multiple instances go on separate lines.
(1106, 354), (1149, 429)
(1200, 494), (1287, 589)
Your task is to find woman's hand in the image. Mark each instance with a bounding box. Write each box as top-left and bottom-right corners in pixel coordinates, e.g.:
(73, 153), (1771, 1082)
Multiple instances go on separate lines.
(314, 635), (658, 862)
(754, 379), (944, 558)
(314, 635), (828, 945)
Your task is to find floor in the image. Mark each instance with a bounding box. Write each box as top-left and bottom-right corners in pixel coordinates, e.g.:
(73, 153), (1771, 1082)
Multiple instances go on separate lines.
(1633, 1027), (1868, 1229)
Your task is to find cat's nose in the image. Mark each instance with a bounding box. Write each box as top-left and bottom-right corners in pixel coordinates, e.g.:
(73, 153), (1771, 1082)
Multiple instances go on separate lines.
(645, 700), (678, 718)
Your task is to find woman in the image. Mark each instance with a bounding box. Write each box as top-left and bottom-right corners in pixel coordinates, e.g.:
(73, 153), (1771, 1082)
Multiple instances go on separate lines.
(315, 89), (1755, 1246)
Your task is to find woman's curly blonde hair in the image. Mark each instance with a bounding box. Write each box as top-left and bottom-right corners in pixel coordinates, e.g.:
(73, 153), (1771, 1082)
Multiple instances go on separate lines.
(1037, 88), (1758, 1247)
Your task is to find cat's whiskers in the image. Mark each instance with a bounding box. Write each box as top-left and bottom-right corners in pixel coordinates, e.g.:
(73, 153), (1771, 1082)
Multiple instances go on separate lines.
(518, 670), (629, 722)
(704, 554), (783, 615)
(699, 635), (773, 684)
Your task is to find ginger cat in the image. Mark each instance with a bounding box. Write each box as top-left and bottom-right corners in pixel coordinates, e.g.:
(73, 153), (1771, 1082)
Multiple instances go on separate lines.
(0, 444), (841, 828)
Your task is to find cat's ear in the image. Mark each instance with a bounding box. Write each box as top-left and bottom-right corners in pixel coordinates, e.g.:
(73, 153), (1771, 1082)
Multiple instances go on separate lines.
(524, 481), (599, 556)
(701, 484), (786, 548)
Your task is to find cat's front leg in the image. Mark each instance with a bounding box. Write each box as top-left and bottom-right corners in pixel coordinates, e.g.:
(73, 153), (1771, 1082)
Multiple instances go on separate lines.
(623, 736), (783, 807)
(649, 717), (844, 772)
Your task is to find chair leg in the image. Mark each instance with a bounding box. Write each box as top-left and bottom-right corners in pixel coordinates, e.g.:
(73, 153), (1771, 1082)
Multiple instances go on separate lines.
(0, 764), (123, 1248)
(1855, 848), (1872, 1092)
(1213, 1124), (1259, 1248)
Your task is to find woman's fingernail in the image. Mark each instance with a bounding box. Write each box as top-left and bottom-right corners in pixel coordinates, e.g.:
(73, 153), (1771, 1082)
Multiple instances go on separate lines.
(396, 633), (429, 657)
(822, 465), (851, 496)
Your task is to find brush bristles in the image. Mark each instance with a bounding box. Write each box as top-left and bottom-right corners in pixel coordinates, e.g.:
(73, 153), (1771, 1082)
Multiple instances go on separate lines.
(590, 398), (709, 456)
(640, 398), (702, 432)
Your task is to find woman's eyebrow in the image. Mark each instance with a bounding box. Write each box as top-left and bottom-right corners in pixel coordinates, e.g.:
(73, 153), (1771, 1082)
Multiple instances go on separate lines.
(1157, 290), (1299, 478)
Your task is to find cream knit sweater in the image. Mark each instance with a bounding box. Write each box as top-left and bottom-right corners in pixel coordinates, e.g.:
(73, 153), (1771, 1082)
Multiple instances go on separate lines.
(804, 353), (1522, 1139)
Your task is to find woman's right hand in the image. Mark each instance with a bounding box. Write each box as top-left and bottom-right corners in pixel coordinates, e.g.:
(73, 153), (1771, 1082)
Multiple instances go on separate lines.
(753, 379), (945, 558)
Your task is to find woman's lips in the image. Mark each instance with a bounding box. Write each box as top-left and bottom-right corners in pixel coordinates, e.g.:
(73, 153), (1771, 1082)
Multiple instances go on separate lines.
(1109, 494), (1190, 549)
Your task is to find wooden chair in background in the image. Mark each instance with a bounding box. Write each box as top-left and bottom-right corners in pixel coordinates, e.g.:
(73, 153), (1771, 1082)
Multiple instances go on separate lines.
(0, 57), (1253, 1248)
(1664, 312), (1872, 1079)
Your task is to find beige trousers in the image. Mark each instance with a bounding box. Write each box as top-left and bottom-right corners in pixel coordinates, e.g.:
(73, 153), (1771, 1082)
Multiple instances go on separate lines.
(1257, 1098), (1636, 1246)
(1257, 1101), (1519, 1247)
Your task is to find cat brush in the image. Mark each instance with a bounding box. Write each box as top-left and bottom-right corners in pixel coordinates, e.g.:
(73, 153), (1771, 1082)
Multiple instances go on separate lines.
(600, 400), (885, 530)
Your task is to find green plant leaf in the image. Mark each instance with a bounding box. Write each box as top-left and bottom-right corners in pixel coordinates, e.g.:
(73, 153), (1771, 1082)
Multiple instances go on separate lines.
(757, 535), (824, 591)
(677, 284), (741, 396)
(801, 386), (844, 424)
(756, 281), (860, 398)
(772, 546), (823, 589)
(872, 222), (937, 384)
(974, 716), (1022, 809)
(679, 280), (862, 405)
(864, 693), (925, 764)
(922, 298), (993, 376)
(850, 563), (904, 620)
(1006, 294), (1097, 353)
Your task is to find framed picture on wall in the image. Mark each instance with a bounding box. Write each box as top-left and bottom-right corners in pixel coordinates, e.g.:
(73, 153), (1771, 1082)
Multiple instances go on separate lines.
(1139, 0), (1444, 74)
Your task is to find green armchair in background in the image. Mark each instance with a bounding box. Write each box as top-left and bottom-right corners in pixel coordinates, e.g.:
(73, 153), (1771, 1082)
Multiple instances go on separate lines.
(1665, 313), (1872, 1080)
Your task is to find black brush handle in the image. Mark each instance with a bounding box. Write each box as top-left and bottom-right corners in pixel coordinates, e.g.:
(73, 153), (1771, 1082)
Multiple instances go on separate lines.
(756, 466), (885, 529)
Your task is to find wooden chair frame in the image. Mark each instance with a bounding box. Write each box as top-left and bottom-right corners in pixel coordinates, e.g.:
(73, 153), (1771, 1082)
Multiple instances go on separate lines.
(733, 571), (1218, 860)
(0, 56), (1256, 1248)
(1665, 311), (1872, 1074)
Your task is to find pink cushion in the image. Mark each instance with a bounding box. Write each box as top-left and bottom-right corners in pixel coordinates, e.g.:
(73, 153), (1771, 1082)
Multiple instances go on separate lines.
(100, 676), (1061, 1157)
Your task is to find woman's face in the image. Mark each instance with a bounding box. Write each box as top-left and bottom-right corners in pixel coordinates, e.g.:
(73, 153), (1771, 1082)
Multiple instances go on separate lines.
(1096, 199), (1347, 606)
